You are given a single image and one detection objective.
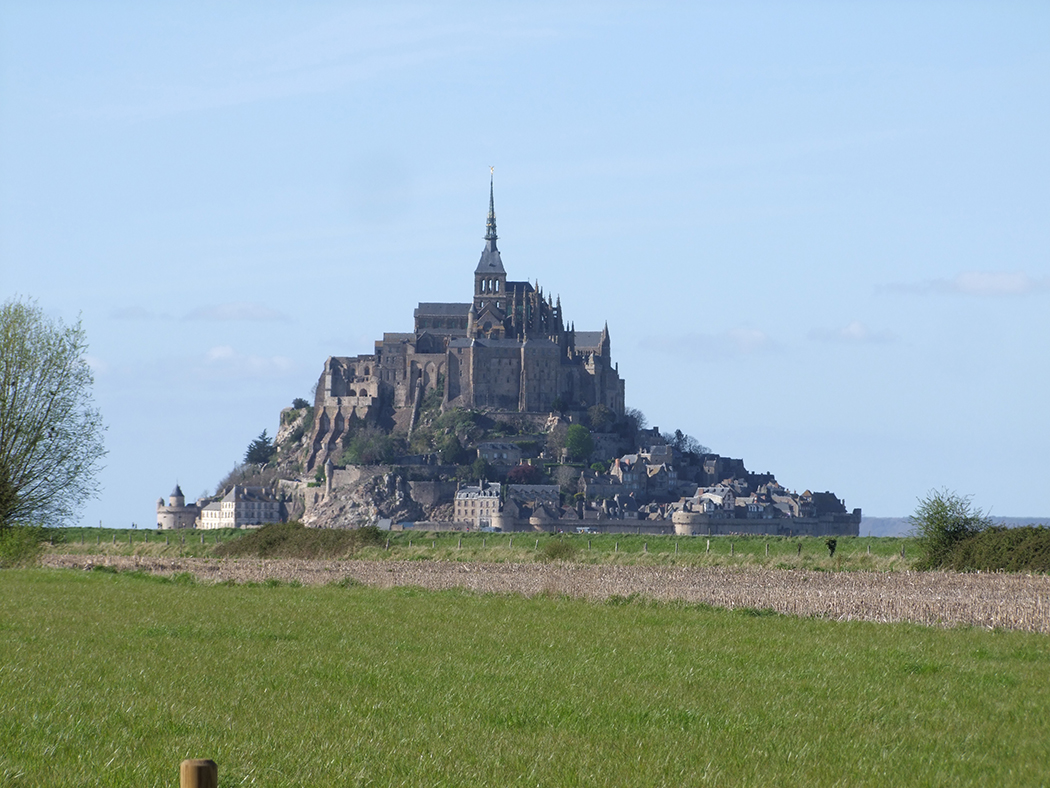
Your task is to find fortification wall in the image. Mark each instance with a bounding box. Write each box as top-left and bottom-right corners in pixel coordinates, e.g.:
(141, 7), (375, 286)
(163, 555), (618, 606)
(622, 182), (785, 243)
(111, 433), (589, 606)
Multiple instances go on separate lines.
(671, 511), (861, 538)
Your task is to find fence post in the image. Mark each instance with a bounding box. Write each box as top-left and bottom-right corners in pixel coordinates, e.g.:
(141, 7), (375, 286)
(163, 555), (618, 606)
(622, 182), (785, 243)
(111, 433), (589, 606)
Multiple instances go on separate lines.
(730, 542), (734, 556)
(706, 539), (710, 553)
(510, 537), (513, 548)
(675, 542), (678, 554)
(180, 759), (217, 788)
(644, 542), (647, 553)
(765, 542), (768, 556)
(458, 537), (462, 549)
(615, 542), (618, 553)
(386, 539), (390, 550)
(535, 539), (538, 549)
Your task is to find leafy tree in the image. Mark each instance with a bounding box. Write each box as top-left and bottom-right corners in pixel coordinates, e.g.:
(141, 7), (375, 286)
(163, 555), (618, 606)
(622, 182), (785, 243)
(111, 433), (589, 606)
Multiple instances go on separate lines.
(244, 430), (276, 465)
(507, 463), (545, 484)
(662, 428), (711, 457)
(471, 456), (492, 481)
(291, 397), (310, 410)
(910, 489), (992, 569)
(587, 404), (615, 432)
(825, 537), (837, 558)
(340, 427), (403, 466)
(0, 298), (106, 527)
(564, 424), (594, 462)
(590, 461), (608, 474)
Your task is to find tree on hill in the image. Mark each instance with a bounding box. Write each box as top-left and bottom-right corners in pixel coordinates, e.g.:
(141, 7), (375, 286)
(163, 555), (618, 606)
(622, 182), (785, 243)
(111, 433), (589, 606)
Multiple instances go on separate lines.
(587, 404), (615, 432)
(564, 424), (594, 462)
(508, 463), (545, 485)
(0, 298), (106, 528)
(244, 430), (276, 465)
(662, 428), (711, 458)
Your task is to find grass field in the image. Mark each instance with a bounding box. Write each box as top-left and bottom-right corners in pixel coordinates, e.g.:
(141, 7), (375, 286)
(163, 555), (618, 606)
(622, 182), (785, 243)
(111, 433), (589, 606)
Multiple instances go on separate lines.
(3, 568), (1049, 786)
(48, 527), (920, 572)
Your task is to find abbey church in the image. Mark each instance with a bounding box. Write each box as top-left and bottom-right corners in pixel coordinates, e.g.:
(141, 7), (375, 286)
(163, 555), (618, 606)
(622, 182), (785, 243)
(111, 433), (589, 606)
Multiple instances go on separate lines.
(309, 178), (626, 466)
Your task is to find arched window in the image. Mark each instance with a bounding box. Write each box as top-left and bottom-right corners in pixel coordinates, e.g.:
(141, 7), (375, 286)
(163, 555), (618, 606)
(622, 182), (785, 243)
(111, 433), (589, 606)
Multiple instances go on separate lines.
(494, 279), (500, 293)
(363, 366), (370, 376)
(359, 389), (368, 398)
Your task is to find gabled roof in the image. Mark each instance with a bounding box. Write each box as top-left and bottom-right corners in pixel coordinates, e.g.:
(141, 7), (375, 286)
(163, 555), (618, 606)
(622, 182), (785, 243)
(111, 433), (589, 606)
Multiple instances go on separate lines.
(414, 303), (471, 317)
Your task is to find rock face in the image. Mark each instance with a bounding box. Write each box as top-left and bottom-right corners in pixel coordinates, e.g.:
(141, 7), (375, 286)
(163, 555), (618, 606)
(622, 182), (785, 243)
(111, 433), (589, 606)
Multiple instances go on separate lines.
(301, 468), (425, 528)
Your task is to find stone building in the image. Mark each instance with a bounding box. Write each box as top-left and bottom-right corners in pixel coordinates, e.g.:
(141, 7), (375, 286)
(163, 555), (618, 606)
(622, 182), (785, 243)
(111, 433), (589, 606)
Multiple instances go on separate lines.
(453, 480), (501, 529)
(156, 484), (199, 530)
(198, 485), (281, 530)
(307, 177), (626, 469)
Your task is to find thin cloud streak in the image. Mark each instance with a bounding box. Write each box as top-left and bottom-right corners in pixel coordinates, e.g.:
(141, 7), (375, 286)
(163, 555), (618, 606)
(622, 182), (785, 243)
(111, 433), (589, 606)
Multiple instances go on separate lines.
(185, 303), (290, 322)
(884, 271), (1050, 297)
(808, 321), (895, 344)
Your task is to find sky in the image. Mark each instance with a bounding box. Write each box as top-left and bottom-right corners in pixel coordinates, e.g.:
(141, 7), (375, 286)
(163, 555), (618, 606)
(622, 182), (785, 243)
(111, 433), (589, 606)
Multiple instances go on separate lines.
(1, 2), (1048, 527)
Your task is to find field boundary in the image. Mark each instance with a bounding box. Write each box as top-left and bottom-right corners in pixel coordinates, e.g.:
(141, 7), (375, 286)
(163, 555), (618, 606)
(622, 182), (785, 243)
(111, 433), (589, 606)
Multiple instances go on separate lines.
(39, 553), (1050, 633)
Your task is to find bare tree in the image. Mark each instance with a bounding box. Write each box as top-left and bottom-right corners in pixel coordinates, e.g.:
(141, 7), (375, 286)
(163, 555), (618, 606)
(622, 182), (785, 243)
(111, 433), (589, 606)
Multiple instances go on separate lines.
(0, 299), (106, 527)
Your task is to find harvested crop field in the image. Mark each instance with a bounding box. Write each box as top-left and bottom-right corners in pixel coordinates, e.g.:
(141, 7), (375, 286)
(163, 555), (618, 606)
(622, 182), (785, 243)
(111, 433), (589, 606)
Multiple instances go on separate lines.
(41, 554), (1050, 633)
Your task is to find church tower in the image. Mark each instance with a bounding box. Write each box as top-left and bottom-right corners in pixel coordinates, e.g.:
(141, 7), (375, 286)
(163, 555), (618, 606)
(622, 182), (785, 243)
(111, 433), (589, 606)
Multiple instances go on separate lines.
(472, 173), (508, 338)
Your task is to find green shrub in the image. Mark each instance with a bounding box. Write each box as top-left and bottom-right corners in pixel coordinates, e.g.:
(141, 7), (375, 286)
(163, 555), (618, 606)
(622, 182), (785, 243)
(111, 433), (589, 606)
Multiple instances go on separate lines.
(910, 489), (991, 570)
(0, 525), (49, 568)
(540, 538), (577, 562)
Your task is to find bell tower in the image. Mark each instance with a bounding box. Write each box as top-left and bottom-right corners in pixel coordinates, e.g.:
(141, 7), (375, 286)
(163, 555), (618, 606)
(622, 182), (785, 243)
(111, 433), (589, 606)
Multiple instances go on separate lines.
(473, 171), (507, 314)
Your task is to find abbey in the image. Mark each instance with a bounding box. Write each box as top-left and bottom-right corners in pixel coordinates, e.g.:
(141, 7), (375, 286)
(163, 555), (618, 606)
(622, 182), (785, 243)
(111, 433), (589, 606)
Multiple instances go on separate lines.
(309, 178), (625, 465)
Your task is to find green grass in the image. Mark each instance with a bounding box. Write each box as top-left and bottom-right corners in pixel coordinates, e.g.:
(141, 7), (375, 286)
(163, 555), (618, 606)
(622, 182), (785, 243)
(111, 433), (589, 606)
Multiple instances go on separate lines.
(2, 569), (1049, 786)
(43, 527), (922, 571)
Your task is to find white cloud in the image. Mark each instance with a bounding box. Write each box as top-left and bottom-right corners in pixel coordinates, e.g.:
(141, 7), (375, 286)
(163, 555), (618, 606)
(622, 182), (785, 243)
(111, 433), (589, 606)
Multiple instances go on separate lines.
(886, 271), (1050, 297)
(200, 345), (296, 378)
(185, 302), (290, 322)
(808, 321), (895, 344)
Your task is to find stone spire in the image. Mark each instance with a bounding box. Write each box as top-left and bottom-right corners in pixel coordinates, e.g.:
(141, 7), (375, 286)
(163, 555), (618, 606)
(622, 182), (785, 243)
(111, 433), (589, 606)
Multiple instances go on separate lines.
(475, 170), (505, 275)
(484, 171), (498, 243)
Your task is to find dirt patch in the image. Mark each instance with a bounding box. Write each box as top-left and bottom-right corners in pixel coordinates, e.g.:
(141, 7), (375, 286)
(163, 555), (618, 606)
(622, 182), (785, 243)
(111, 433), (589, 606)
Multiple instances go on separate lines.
(39, 554), (1050, 633)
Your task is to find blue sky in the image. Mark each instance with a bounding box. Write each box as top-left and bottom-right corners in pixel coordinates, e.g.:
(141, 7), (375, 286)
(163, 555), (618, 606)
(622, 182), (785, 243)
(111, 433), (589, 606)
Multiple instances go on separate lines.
(2, 2), (1047, 526)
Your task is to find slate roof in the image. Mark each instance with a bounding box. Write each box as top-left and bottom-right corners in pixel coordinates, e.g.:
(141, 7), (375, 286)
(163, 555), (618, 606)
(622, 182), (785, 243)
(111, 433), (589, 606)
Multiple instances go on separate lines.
(574, 331), (604, 348)
(414, 302), (472, 317)
(475, 239), (505, 275)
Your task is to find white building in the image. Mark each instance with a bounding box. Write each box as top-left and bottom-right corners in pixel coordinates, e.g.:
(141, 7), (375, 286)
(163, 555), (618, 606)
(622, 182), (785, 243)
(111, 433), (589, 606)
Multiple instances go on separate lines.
(453, 481), (501, 529)
(199, 485), (282, 529)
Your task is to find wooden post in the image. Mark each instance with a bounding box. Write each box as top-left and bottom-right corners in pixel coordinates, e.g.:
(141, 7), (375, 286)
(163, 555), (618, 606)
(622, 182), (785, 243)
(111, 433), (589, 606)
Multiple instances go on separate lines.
(112, 535), (115, 544)
(458, 537), (462, 549)
(765, 542), (768, 556)
(867, 544), (870, 556)
(483, 537), (486, 548)
(675, 542), (678, 554)
(730, 542), (734, 556)
(510, 537), (513, 548)
(385, 539), (390, 550)
(588, 540), (591, 549)
(535, 539), (538, 549)
(180, 759), (217, 788)
(706, 539), (710, 553)
(797, 543), (802, 557)
(614, 542), (618, 552)
(166, 536), (169, 545)
(200, 534), (204, 544)
(644, 542), (647, 553)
